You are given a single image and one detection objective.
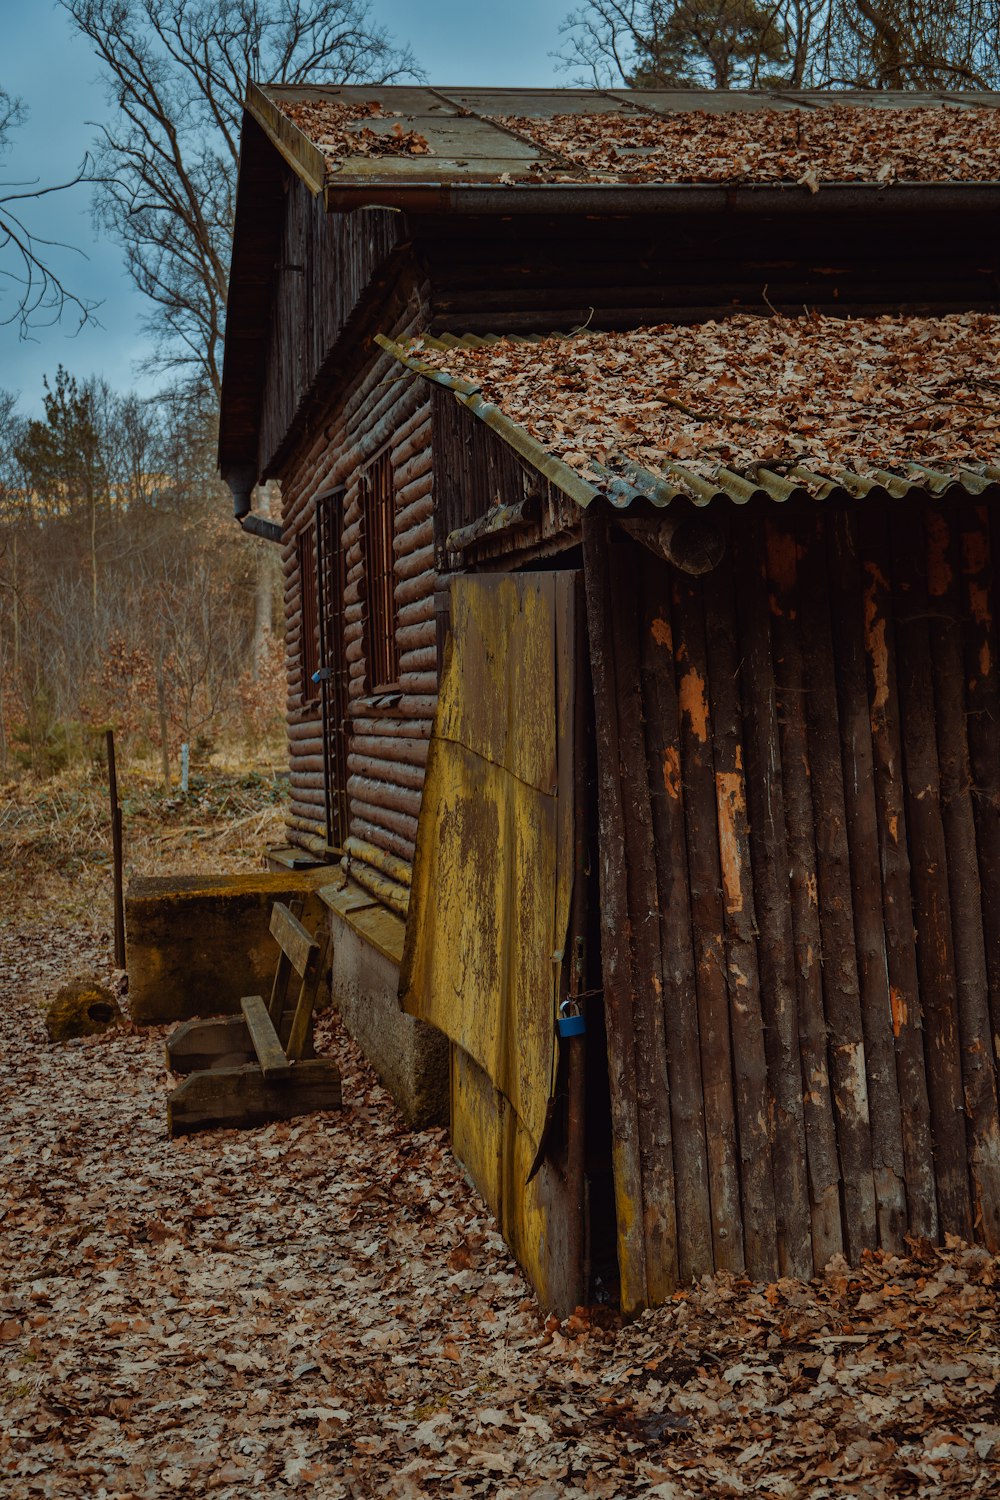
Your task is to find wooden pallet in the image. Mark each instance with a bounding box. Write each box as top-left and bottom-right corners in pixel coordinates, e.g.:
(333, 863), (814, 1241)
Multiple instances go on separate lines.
(166, 902), (341, 1137)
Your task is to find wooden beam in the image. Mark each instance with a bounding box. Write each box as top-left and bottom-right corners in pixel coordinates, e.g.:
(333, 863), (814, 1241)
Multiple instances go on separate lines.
(668, 564), (742, 1277)
(167, 1059), (342, 1137)
(731, 509), (811, 1279)
(269, 902), (319, 977)
(764, 514), (844, 1271)
(619, 514), (724, 576)
(240, 995), (292, 1079)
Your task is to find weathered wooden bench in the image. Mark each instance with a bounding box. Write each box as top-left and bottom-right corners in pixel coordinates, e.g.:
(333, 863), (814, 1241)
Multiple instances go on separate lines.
(165, 902), (341, 1137)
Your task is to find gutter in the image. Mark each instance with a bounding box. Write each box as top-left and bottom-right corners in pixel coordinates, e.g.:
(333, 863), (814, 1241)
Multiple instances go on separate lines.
(331, 180), (1000, 217)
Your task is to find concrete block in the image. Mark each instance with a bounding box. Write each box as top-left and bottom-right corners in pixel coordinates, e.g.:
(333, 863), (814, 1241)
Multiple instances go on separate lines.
(324, 890), (448, 1130)
(126, 871), (330, 1024)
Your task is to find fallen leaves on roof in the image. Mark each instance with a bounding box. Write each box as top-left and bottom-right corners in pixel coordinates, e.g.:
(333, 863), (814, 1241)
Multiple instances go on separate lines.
(404, 313), (1000, 484)
(490, 106), (1000, 184)
(279, 98), (431, 161)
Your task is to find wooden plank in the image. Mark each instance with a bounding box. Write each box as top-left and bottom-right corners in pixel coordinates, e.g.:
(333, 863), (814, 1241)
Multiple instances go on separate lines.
(731, 510), (811, 1278)
(286, 924), (332, 1064)
(269, 901), (320, 978)
(858, 508), (938, 1241)
(827, 507), (907, 1251)
(668, 566), (746, 1277)
(240, 995), (292, 1079)
(927, 505), (1000, 1250)
(581, 513), (653, 1313)
(891, 505), (973, 1241)
(634, 548), (715, 1281)
(961, 506), (1000, 1108)
(701, 546), (778, 1278)
(799, 509), (878, 1261)
(606, 534), (680, 1301)
(167, 1058), (342, 1137)
(764, 515), (844, 1271)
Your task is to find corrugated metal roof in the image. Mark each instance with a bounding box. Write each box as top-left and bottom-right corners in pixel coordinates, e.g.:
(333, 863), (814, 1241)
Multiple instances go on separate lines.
(376, 330), (1000, 515)
(248, 83), (1000, 210)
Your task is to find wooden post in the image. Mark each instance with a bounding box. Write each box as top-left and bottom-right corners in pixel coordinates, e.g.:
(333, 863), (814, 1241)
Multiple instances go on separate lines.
(636, 549), (718, 1280)
(672, 568), (752, 1279)
(578, 516), (680, 1314)
(606, 534), (680, 1303)
(731, 510), (812, 1279)
(796, 511), (878, 1262)
(702, 543), (778, 1280)
(764, 515), (844, 1272)
(827, 507), (907, 1252)
(927, 504), (1000, 1250)
(106, 729), (126, 970)
(961, 507), (1000, 1116)
(891, 505), (972, 1242)
(858, 508), (938, 1243)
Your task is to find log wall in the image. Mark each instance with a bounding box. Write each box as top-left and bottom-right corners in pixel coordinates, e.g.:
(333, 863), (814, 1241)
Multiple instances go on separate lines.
(259, 177), (406, 475)
(278, 280), (435, 869)
(584, 494), (1000, 1311)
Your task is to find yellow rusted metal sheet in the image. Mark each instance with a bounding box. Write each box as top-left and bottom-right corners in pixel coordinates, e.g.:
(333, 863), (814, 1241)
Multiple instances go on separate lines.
(450, 1044), (572, 1305)
(401, 569), (576, 1176)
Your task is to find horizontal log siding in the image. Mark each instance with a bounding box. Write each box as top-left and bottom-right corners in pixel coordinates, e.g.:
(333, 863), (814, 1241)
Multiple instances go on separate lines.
(587, 493), (1000, 1308)
(279, 282), (435, 866)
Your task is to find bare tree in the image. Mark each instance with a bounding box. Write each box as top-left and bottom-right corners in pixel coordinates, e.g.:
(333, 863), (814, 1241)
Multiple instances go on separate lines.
(0, 86), (98, 336)
(557, 1), (1000, 89)
(61, 1), (421, 401)
(825, 2), (1000, 88)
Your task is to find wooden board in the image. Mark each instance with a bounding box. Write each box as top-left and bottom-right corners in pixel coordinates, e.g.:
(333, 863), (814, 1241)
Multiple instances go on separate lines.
(167, 1059), (342, 1137)
(240, 995), (292, 1079)
(269, 902), (319, 977)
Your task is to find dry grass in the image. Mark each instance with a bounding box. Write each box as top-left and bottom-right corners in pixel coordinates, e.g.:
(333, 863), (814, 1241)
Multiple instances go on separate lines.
(0, 758), (288, 933)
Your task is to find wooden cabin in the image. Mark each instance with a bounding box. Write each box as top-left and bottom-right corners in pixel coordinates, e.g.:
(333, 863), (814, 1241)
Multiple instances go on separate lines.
(219, 86), (1000, 1314)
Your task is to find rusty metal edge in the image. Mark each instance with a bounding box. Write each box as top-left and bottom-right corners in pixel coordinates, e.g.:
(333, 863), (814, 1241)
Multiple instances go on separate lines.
(246, 81), (326, 198)
(375, 333), (601, 510)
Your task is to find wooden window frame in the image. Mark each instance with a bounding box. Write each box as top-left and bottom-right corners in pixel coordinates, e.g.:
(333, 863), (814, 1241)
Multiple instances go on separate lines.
(298, 523), (320, 706)
(315, 488), (350, 851)
(361, 446), (401, 693)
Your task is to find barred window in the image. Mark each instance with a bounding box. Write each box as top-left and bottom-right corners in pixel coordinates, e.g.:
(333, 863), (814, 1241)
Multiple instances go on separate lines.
(361, 448), (400, 692)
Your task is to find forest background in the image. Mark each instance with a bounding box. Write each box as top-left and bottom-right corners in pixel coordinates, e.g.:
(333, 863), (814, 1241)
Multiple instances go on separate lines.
(2, 0), (999, 792)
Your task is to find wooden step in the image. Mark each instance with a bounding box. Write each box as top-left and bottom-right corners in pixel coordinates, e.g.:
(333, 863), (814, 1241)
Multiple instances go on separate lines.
(240, 995), (291, 1079)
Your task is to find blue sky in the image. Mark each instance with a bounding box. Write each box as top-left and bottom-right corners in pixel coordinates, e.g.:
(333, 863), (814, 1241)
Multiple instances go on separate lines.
(0, 1), (574, 416)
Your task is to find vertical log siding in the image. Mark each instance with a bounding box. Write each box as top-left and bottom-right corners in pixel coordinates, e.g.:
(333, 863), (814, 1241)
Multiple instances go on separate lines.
(587, 491), (1000, 1304)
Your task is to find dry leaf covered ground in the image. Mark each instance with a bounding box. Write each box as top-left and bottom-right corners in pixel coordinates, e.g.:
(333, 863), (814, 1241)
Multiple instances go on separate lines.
(2, 776), (1000, 1497)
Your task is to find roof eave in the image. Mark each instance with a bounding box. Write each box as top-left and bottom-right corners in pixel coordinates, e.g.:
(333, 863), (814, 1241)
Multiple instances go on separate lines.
(329, 179), (1000, 216)
(246, 79), (326, 197)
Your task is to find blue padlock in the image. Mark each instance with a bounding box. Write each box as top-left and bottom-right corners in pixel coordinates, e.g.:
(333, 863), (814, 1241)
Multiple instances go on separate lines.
(558, 1000), (586, 1038)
